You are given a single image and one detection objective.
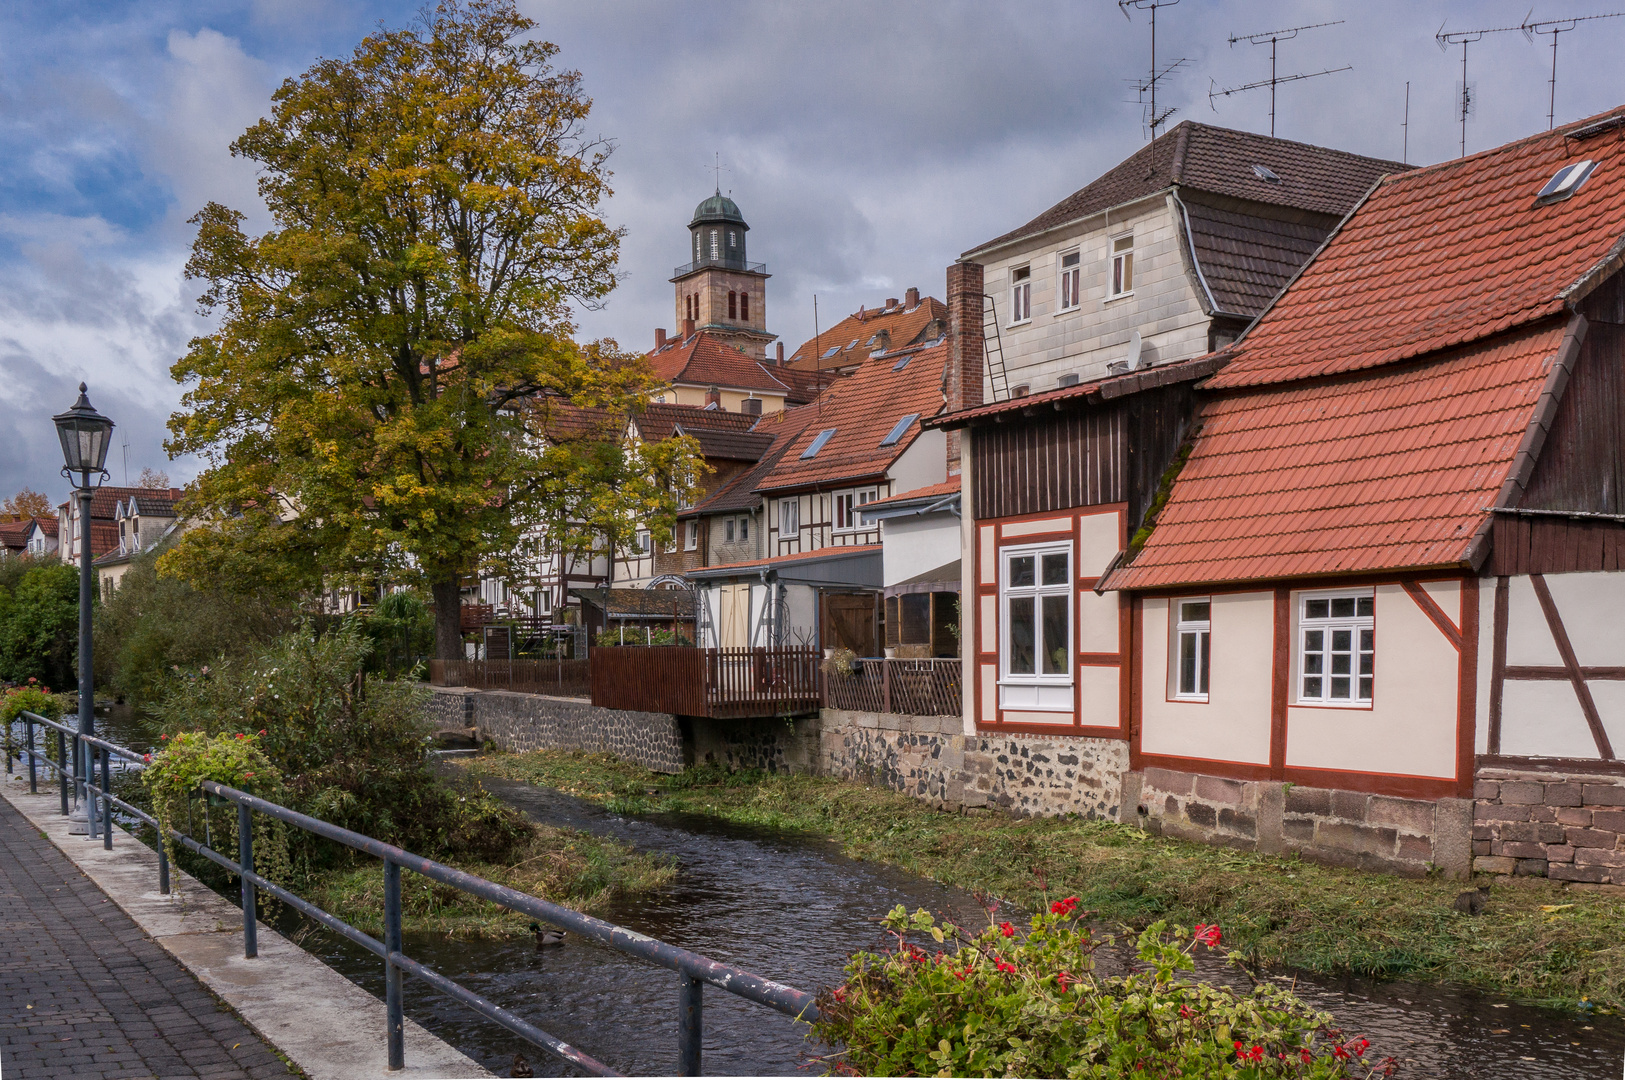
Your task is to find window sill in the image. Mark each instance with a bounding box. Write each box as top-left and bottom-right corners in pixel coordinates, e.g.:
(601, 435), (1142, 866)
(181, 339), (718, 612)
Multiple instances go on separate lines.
(1170, 694), (1209, 704)
(1292, 700), (1375, 711)
(1055, 306), (1081, 316)
(1007, 318), (1032, 328)
(1104, 291), (1134, 304)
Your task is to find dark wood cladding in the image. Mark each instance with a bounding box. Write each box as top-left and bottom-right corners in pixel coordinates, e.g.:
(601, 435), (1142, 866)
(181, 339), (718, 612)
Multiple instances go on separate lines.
(970, 380), (1197, 527)
(1488, 513), (1625, 575)
(1521, 316), (1625, 515)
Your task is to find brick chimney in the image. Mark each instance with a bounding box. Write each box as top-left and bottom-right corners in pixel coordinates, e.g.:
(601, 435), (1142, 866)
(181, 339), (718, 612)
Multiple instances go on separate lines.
(886, 297), (899, 309)
(705, 385), (722, 408)
(944, 261), (985, 478)
(905, 286), (920, 308)
(655, 327), (667, 349)
(682, 317), (695, 338)
(775, 342), (785, 365)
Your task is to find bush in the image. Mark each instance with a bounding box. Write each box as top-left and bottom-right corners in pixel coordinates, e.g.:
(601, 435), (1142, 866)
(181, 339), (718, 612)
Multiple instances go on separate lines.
(813, 904), (1393, 1079)
(356, 591), (433, 676)
(0, 563), (80, 687)
(153, 621), (531, 869)
(593, 626), (692, 647)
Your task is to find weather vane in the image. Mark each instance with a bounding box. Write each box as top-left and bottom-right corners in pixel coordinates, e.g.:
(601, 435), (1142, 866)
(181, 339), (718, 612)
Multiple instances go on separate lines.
(709, 152), (730, 195)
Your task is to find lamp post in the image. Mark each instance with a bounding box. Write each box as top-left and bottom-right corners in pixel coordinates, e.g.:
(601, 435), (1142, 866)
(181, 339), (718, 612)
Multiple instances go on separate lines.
(52, 383), (114, 837)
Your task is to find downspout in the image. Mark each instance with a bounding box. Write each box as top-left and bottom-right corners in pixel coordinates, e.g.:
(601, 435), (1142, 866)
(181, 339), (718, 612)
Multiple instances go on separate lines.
(1168, 190), (1219, 316)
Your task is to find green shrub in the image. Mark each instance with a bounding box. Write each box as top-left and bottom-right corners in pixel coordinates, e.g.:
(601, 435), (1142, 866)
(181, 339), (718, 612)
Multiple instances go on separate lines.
(593, 626), (692, 647)
(0, 563), (80, 687)
(813, 904), (1392, 1079)
(356, 591), (433, 676)
(153, 621), (531, 869)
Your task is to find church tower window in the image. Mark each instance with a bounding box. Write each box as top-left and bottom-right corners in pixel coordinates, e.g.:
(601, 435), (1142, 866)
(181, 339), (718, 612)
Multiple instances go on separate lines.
(741, 292), (749, 321)
(709, 229), (719, 259)
(728, 291), (738, 319)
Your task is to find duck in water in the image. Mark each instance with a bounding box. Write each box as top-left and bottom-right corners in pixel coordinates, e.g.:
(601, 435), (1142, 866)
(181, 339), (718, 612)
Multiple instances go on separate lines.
(530, 921), (566, 947)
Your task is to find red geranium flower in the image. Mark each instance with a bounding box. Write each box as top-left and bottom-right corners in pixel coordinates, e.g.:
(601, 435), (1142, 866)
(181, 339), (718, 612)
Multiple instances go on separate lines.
(1194, 923), (1222, 947)
(1049, 896), (1079, 915)
(999, 921), (1015, 937)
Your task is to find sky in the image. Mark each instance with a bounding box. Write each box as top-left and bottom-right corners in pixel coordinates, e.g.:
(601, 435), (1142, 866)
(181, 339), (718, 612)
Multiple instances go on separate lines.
(3, 0), (1625, 503)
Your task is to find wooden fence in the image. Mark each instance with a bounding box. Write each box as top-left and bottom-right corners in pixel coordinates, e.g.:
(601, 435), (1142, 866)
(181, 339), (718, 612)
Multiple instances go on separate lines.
(591, 646), (820, 718)
(823, 658), (962, 717)
(429, 658), (592, 697)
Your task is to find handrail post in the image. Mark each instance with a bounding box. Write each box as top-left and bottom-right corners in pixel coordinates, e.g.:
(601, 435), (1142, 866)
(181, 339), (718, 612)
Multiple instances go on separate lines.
(882, 658), (891, 714)
(384, 859), (405, 1070)
(677, 973), (703, 1076)
(158, 836), (170, 894)
(86, 742), (100, 840)
(56, 728), (68, 815)
(26, 712), (36, 794)
(238, 801), (257, 958)
(101, 746), (113, 849)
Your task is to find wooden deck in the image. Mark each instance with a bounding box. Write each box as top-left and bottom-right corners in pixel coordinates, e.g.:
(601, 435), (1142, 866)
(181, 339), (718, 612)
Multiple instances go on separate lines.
(590, 646), (821, 718)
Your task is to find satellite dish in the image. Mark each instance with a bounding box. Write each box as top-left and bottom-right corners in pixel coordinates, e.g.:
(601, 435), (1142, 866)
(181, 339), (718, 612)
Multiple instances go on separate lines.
(1125, 330), (1143, 372)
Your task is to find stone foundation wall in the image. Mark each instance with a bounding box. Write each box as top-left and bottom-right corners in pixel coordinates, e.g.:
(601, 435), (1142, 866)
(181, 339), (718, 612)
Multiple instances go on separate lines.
(1130, 767), (1472, 878)
(428, 686), (685, 774)
(819, 710), (1128, 819)
(687, 716), (822, 774)
(1473, 767), (1625, 884)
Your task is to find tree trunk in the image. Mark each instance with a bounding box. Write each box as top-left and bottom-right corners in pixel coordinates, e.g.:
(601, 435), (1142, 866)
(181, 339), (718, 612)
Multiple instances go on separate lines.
(432, 574), (464, 660)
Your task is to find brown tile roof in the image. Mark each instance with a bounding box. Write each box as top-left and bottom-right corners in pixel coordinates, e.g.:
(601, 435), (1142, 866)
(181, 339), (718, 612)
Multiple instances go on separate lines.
(30, 517), (57, 539)
(1109, 321), (1568, 590)
(757, 344), (949, 493)
(633, 402), (775, 461)
(648, 330), (804, 397)
(59, 486), (183, 522)
(862, 477), (961, 511)
(1208, 108), (1625, 390)
(968, 121), (1408, 256)
(88, 521), (120, 558)
(783, 295), (948, 373)
(1182, 197), (1331, 318)
(682, 407), (818, 517)
(0, 519), (30, 552)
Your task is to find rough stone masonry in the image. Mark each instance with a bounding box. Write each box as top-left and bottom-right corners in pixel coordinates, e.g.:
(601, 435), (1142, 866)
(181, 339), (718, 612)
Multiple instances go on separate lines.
(1472, 766), (1625, 884)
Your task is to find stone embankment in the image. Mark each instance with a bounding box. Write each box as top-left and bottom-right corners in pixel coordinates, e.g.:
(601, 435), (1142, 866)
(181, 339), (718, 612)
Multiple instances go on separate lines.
(1472, 766), (1625, 884)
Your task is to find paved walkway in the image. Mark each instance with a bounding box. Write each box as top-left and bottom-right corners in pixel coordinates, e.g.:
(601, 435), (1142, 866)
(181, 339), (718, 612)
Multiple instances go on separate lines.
(0, 793), (296, 1080)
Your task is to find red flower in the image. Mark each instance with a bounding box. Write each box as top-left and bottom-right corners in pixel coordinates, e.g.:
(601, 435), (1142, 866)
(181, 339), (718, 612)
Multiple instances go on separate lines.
(1179, 1005), (1192, 1018)
(1049, 896), (1079, 915)
(1249, 1046), (1264, 1062)
(27, 677), (36, 684)
(1333, 1045), (1351, 1061)
(142, 754), (151, 763)
(159, 734), (168, 741)
(992, 956), (1016, 974)
(832, 985), (846, 1003)
(235, 733), (245, 740)
(258, 729), (266, 736)
(1354, 1038), (1369, 1057)
(1234, 1041), (1244, 1051)
(1300, 1049), (1313, 1064)
(1194, 924), (1222, 947)
(999, 921), (1015, 937)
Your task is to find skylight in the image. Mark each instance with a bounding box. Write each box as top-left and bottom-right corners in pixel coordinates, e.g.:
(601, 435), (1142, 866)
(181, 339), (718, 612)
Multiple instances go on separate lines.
(821, 345), (841, 358)
(1537, 159), (1596, 202)
(845, 339), (859, 350)
(1251, 164), (1281, 182)
(801, 428), (837, 458)
(891, 355), (911, 372)
(879, 413), (920, 447)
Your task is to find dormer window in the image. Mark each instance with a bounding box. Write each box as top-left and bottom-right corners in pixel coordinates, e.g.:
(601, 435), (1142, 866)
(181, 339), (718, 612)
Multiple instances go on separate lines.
(1537, 159), (1596, 203)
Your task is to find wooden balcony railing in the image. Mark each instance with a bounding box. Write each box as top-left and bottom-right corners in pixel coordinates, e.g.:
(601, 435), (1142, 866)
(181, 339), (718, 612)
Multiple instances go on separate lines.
(590, 646), (820, 719)
(822, 657), (962, 717)
(429, 658), (592, 697)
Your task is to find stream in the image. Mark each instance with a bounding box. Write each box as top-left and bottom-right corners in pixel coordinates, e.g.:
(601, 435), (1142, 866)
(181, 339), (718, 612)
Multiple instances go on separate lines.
(39, 709), (1625, 1077)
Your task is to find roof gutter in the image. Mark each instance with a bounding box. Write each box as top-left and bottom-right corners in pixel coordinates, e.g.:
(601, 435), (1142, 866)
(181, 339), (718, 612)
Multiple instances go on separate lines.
(860, 493), (961, 525)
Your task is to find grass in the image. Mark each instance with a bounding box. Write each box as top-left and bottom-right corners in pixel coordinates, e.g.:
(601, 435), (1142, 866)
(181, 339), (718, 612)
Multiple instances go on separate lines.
(463, 750), (1625, 1011)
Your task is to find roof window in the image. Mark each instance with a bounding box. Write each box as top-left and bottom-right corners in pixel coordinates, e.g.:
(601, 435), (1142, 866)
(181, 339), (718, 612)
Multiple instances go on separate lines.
(880, 413), (920, 447)
(891, 355), (911, 372)
(845, 339), (859, 350)
(821, 345), (841, 358)
(1251, 164), (1281, 182)
(801, 428), (837, 458)
(1537, 159), (1596, 202)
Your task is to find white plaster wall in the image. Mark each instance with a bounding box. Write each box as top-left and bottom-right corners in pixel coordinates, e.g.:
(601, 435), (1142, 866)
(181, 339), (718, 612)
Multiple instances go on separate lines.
(976, 197), (1210, 394)
(888, 429), (949, 495)
(1077, 589), (1119, 653)
(1286, 583), (1457, 778)
(1476, 578), (1495, 753)
(1495, 571), (1625, 758)
(880, 513), (960, 587)
(1077, 508), (1122, 574)
(1139, 592), (1274, 764)
(1078, 664), (1119, 728)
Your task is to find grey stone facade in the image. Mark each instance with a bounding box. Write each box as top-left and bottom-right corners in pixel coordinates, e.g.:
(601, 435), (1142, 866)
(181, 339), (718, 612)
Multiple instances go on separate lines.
(428, 686), (685, 774)
(1130, 766), (1473, 879)
(1472, 767), (1625, 884)
(819, 710), (1127, 819)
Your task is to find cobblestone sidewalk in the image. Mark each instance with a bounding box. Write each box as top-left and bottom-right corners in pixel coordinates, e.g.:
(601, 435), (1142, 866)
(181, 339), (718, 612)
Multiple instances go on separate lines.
(0, 793), (297, 1079)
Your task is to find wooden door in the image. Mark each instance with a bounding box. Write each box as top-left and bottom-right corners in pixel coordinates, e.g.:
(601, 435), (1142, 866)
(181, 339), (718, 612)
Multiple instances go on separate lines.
(822, 592), (878, 656)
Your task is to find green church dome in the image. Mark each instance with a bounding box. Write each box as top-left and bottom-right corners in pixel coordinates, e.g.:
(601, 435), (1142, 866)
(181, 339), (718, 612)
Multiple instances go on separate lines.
(691, 193), (747, 228)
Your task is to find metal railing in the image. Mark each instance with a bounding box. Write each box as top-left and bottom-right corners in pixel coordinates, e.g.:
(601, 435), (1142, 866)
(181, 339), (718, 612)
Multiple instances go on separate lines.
(7, 711), (817, 1075)
(671, 257), (766, 278)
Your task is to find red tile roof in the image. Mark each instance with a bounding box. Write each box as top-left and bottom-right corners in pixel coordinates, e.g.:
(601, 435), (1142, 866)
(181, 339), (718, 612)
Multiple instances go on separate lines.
(784, 295), (947, 372)
(863, 477), (961, 510)
(756, 344), (949, 493)
(0, 519), (30, 552)
(648, 330), (810, 399)
(1108, 320), (1569, 590)
(58, 486), (182, 522)
(931, 355), (1225, 429)
(691, 543), (881, 575)
(1209, 109), (1625, 390)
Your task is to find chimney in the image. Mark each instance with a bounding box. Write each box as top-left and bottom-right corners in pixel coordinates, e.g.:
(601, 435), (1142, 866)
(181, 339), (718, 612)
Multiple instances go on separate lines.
(886, 297), (899, 310)
(682, 317), (695, 338)
(905, 286), (920, 308)
(705, 385), (722, 408)
(944, 261), (985, 477)
(655, 327), (667, 349)
(871, 328), (891, 354)
(775, 342), (785, 365)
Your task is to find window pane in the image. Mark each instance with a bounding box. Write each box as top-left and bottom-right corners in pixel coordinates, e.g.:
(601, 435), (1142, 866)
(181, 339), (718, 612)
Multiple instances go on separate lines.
(1331, 653), (1351, 675)
(1008, 598), (1035, 674)
(1180, 601), (1210, 623)
(1303, 676), (1322, 697)
(1331, 676), (1351, 699)
(1041, 553), (1068, 585)
(1121, 252), (1132, 291)
(1114, 236), (1132, 253)
(1360, 677), (1373, 700)
(1306, 599), (1329, 619)
(1009, 556), (1035, 588)
(1360, 628), (1374, 655)
(1062, 251), (1080, 267)
(1332, 628), (1351, 651)
(1331, 597), (1356, 618)
(740, 518), (748, 540)
(1042, 596), (1068, 674)
(1199, 631), (1210, 695)
(1179, 632), (1197, 694)
(1303, 652), (1322, 674)
(1304, 629), (1323, 651)
(1357, 597), (1374, 617)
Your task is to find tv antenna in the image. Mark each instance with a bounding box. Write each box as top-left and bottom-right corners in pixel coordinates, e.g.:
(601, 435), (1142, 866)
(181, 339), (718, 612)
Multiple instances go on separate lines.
(1437, 20), (1523, 158)
(708, 151), (730, 195)
(1210, 20), (1349, 137)
(1522, 12), (1625, 129)
(1402, 81), (1411, 163)
(1120, 0), (1188, 139)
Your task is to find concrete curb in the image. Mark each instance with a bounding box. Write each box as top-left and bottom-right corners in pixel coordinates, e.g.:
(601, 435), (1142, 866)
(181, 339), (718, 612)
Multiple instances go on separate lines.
(2, 773), (493, 1080)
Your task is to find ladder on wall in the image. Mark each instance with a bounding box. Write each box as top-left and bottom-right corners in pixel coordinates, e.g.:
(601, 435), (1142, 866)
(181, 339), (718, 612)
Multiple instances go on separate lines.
(981, 294), (1011, 403)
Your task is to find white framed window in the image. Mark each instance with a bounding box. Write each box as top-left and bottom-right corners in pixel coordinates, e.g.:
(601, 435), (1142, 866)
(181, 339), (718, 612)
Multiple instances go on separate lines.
(709, 229), (719, 259)
(999, 542), (1072, 709)
(779, 499), (799, 536)
(1058, 250), (1082, 312)
(833, 489), (876, 532)
(1108, 233), (1134, 298)
(724, 518), (735, 543)
(1009, 265), (1032, 324)
(634, 529), (650, 555)
(684, 520), (699, 551)
(1297, 591), (1374, 706)
(1172, 599), (1211, 701)
(738, 515), (749, 541)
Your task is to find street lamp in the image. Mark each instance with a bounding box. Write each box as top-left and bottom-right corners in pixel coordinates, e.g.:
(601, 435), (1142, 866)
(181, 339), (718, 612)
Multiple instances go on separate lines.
(52, 383), (113, 837)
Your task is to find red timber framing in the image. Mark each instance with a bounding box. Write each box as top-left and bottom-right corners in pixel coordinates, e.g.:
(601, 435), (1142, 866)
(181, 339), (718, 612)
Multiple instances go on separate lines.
(973, 504), (1129, 738)
(1127, 572), (1478, 800)
(1487, 572), (1617, 759)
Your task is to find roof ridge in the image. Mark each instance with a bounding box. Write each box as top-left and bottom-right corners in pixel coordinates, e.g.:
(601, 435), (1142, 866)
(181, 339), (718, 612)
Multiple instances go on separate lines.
(1380, 106), (1625, 185)
(1171, 123), (1191, 184)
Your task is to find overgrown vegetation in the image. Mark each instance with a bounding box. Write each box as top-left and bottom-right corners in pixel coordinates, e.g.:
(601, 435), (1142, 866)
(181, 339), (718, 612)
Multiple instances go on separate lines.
(0, 560), (79, 687)
(465, 751), (1625, 1010)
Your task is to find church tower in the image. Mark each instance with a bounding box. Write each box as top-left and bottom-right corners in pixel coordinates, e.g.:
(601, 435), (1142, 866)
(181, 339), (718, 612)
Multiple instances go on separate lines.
(670, 191), (775, 359)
